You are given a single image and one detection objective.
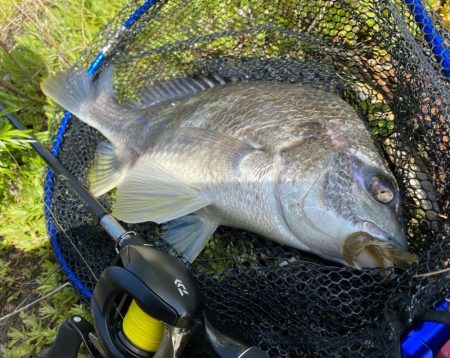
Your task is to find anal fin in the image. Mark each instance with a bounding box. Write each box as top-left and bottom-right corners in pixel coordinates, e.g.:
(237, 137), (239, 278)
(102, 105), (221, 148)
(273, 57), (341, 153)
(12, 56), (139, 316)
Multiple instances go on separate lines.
(89, 141), (124, 197)
(162, 213), (218, 263)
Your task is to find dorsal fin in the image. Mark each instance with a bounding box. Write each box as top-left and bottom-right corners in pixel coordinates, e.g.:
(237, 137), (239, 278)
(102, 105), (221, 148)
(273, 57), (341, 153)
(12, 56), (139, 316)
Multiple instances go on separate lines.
(128, 74), (237, 109)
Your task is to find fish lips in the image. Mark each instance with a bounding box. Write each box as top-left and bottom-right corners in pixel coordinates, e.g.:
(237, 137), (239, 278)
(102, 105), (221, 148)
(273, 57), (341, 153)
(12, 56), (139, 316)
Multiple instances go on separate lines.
(343, 223), (417, 269)
(361, 220), (407, 251)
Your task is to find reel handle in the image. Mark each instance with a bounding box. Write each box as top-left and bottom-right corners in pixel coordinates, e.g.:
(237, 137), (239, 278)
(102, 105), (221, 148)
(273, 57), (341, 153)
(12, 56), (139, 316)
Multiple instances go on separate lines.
(46, 316), (102, 358)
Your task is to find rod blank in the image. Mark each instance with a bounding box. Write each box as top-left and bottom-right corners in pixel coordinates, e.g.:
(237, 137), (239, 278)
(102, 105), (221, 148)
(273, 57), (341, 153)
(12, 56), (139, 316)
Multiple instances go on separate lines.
(0, 104), (127, 242)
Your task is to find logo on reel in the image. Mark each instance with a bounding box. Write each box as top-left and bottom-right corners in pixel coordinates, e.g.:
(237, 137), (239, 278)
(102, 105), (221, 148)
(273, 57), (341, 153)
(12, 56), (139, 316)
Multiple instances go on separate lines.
(174, 279), (189, 296)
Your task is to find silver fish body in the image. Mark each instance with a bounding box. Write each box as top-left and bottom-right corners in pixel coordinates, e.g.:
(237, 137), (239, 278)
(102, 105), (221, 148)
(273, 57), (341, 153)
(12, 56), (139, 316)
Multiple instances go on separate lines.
(42, 66), (412, 268)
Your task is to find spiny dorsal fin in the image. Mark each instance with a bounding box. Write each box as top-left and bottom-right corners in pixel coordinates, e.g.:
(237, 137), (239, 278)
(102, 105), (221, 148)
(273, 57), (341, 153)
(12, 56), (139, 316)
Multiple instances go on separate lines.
(129, 74), (237, 109)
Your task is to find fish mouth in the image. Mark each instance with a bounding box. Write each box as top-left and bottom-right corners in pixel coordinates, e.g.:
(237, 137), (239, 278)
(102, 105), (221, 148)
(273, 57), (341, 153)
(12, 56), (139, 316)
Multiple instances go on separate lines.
(343, 231), (417, 269)
(361, 220), (408, 251)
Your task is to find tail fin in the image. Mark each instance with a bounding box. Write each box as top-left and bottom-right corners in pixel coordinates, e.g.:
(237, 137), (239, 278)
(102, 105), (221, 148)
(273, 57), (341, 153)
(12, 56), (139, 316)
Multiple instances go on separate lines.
(41, 65), (115, 128)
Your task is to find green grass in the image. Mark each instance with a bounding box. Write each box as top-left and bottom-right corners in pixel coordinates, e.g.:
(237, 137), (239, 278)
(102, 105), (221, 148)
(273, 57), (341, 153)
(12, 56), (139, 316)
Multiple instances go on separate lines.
(0, 0), (449, 356)
(0, 1), (126, 356)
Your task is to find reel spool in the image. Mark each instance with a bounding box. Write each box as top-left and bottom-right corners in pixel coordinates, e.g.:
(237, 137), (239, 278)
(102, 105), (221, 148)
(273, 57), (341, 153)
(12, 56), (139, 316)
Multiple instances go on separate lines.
(122, 300), (164, 353)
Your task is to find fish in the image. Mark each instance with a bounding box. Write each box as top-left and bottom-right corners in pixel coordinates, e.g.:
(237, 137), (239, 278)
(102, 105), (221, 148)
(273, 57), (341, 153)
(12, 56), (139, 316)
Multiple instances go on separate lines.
(42, 65), (417, 269)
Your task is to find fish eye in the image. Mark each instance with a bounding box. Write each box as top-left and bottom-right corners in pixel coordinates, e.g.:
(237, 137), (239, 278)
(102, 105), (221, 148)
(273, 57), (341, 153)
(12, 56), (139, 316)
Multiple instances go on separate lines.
(368, 175), (395, 204)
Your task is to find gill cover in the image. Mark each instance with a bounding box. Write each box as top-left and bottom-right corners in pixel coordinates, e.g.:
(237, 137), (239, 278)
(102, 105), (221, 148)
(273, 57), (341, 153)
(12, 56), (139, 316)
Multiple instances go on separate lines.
(275, 137), (345, 260)
(277, 145), (409, 267)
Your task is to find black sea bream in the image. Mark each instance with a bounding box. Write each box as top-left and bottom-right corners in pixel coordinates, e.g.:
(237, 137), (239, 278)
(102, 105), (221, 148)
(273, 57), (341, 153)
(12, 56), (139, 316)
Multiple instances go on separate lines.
(42, 65), (416, 268)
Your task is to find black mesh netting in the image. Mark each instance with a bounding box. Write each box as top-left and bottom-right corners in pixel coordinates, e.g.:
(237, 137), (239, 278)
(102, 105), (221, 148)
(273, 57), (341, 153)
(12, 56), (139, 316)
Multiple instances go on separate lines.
(45, 0), (450, 356)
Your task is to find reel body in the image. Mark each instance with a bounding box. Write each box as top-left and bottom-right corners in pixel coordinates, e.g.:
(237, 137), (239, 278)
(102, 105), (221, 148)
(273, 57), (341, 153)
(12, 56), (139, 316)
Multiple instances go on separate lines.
(92, 241), (202, 357)
(47, 234), (268, 358)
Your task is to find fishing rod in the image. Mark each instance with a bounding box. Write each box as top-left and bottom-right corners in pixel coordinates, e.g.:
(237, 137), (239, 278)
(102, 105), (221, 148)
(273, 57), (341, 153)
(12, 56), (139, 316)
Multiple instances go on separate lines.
(0, 106), (267, 358)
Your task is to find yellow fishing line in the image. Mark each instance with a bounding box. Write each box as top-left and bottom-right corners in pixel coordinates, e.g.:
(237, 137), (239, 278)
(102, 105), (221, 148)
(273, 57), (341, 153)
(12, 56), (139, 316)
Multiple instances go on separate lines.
(122, 299), (164, 352)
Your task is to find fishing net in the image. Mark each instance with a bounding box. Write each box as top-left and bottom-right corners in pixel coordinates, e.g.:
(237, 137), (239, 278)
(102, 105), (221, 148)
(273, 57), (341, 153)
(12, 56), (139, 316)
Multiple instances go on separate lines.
(44, 0), (450, 356)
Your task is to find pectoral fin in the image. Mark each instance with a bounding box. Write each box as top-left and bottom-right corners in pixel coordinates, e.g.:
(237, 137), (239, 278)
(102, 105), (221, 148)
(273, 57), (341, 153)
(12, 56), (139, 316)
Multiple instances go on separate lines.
(163, 213), (218, 262)
(112, 158), (212, 224)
